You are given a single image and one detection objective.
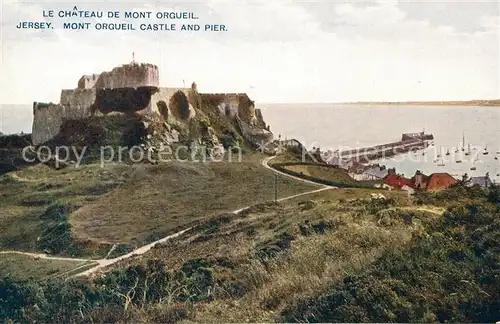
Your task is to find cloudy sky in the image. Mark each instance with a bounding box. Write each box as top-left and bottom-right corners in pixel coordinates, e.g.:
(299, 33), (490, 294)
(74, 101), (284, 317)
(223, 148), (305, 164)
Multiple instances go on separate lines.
(0, 0), (498, 106)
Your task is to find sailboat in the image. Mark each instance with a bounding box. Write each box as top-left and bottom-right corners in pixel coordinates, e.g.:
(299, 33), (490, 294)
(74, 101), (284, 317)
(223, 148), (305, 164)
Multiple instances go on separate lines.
(461, 133), (465, 151)
(445, 149), (450, 156)
(470, 159), (477, 171)
(483, 145), (489, 155)
(465, 143), (471, 156)
(437, 157), (445, 167)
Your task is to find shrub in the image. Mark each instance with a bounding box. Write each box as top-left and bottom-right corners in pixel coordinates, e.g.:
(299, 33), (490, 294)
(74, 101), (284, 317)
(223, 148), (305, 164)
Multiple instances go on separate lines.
(282, 199), (500, 323)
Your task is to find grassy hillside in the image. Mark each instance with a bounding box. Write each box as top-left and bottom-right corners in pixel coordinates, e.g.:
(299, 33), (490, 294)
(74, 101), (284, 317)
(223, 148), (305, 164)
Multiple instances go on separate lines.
(0, 163), (125, 258)
(283, 164), (356, 185)
(0, 154), (317, 259)
(283, 189), (500, 322)
(2, 184), (498, 323)
(69, 159), (318, 246)
(0, 253), (96, 281)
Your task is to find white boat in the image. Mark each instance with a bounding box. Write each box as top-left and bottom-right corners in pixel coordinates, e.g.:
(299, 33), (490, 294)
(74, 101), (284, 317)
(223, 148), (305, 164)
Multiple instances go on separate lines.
(470, 159), (476, 171)
(465, 143), (471, 156)
(483, 145), (489, 155)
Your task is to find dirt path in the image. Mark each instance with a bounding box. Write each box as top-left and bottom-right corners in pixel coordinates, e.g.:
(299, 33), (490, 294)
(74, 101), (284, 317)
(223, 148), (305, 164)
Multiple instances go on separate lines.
(75, 228), (192, 277)
(2, 155), (336, 278)
(0, 251), (91, 263)
(261, 155), (338, 188)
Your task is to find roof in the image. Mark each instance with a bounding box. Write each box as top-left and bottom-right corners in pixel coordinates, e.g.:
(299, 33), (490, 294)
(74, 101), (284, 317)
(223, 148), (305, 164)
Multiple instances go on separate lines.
(364, 166), (389, 179)
(347, 160), (369, 173)
(384, 174), (416, 189)
(469, 176), (493, 188)
(281, 139), (302, 146)
(426, 173), (457, 191)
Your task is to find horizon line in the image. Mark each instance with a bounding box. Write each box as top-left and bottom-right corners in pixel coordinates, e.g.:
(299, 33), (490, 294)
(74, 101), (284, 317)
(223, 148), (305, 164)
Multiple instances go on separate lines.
(1, 98), (500, 106)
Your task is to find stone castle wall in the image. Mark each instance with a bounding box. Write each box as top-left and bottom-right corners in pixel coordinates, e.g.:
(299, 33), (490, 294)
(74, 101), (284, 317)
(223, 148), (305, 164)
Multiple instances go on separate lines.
(32, 87), (196, 145)
(31, 62), (272, 146)
(60, 89), (97, 111)
(200, 93), (252, 120)
(78, 63), (159, 89)
(150, 88), (196, 121)
(32, 103), (69, 145)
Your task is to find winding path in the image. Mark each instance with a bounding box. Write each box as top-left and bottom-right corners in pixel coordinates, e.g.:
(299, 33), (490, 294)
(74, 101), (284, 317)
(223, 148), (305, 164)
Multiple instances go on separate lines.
(261, 155), (337, 188)
(2, 155), (335, 278)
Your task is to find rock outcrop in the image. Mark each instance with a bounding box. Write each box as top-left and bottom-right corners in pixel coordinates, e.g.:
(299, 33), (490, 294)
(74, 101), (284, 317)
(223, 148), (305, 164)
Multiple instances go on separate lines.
(31, 61), (273, 153)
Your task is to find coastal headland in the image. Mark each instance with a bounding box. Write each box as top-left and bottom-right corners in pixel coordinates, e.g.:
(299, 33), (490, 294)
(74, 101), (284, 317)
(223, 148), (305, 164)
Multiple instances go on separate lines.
(340, 99), (500, 106)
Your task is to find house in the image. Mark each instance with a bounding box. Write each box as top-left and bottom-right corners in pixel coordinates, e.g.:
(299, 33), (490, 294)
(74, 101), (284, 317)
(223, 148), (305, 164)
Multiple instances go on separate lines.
(384, 174), (415, 190)
(469, 174), (493, 188)
(384, 173), (416, 195)
(281, 138), (302, 149)
(425, 173), (457, 192)
(408, 170), (456, 192)
(362, 165), (390, 181)
(411, 170), (429, 190)
(401, 184), (416, 196)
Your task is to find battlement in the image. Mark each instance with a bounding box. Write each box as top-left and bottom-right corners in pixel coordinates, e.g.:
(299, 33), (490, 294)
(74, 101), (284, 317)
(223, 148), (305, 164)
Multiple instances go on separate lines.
(77, 62), (159, 89)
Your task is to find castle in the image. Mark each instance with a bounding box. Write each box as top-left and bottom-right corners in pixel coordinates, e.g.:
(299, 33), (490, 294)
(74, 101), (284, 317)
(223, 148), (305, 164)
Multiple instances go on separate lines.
(32, 61), (273, 146)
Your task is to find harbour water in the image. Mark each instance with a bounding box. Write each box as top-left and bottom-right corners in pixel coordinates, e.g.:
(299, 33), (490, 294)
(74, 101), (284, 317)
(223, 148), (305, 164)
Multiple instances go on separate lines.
(261, 104), (500, 182)
(1, 103), (499, 182)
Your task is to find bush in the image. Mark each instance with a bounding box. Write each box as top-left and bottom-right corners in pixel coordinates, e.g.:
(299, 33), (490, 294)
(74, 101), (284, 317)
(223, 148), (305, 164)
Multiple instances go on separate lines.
(282, 198), (500, 323)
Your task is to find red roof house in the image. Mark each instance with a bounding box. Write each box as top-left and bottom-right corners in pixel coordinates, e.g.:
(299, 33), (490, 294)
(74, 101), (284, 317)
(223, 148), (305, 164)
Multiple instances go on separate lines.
(384, 174), (416, 190)
(425, 173), (457, 192)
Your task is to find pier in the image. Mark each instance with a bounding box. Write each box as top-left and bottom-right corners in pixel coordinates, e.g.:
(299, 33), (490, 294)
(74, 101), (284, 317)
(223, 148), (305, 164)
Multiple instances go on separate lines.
(328, 132), (434, 163)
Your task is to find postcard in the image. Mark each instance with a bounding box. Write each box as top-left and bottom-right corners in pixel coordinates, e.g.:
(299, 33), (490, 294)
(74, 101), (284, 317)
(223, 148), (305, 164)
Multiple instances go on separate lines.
(1, 1), (499, 323)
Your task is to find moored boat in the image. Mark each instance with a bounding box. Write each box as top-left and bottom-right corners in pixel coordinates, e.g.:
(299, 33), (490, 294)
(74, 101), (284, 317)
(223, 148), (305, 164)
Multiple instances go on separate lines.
(465, 143), (471, 156)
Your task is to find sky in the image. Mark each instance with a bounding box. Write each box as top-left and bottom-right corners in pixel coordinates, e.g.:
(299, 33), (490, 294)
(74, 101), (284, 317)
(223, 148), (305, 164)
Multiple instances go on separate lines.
(0, 0), (499, 107)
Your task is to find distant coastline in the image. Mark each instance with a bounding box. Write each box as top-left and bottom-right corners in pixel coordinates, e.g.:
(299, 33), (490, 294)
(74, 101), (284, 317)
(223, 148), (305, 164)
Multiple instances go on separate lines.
(340, 99), (500, 106)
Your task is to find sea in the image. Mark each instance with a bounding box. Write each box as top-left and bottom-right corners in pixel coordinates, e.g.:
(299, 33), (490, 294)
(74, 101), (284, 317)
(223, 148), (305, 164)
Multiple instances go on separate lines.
(260, 104), (500, 183)
(2, 103), (500, 182)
